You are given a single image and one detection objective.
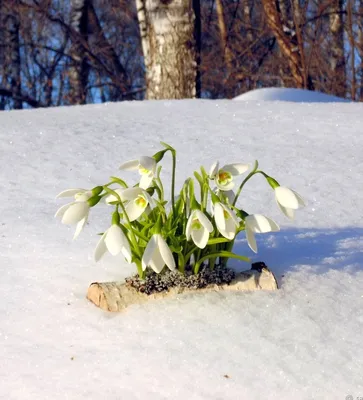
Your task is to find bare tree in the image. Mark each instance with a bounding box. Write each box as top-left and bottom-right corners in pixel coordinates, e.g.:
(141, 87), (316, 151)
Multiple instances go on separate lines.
(329, 0), (346, 97)
(2, 0), (22, 109)
(68, 0), (90, 104)
(136, 0), (197, 99)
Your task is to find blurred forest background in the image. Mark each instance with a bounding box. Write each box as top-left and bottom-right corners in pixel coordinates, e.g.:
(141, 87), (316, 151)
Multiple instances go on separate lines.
(0, 0), (362, 110)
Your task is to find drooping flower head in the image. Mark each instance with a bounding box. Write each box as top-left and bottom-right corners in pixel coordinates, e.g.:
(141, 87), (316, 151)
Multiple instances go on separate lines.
(209, 162), (249, 191)
(274, 186), (305, 220)
(244, 214), (279, 253)
(186, 209), (214, 249)
(214, 202), (239, 240)
(119, 156), (156, 189)
(142, 234), (176, 273)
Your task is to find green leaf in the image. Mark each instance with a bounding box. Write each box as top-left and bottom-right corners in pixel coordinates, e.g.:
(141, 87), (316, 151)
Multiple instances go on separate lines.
(194, 251), (250, 274)
(110, 176), (128, 187)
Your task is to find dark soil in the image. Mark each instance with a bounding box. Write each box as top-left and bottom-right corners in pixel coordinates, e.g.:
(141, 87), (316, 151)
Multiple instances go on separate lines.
(125, 265), (236, 295)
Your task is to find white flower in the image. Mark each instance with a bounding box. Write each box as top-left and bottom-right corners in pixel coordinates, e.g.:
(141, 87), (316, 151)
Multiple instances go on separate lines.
(119, 156), (156, 189)
(244, 214), (280, 253)
(94, 225), (132, 263)
(142, 234), (176, 273)
(214, 202), (239, 240)
(209, 161), (249, 191)
(56, 188), (91, 199)
(105, 188), (126, 204)
(275, 186), (305, 220)
(121, 187), (153, 221)
(55, 195), (91, 239)
(186, 210), (214, 249)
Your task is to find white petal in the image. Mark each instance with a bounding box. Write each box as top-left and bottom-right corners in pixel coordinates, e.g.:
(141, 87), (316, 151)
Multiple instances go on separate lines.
(245, 228), (257, 253)
(209, 161), (219, 178)
(157, 235), (176, 271)
(94, 231), (108, 262)
(191, 227), (209, 249)
(105, 188), (126, 204)
(73, 215), (88, 239)
(55, 203), (71, 218)
(224, 190), (236, 204)
(186, 213), (194, 240)
(142, 235), (158, 271)
(222, 163), (249, 176)
(149, 249), (165, 273)
(139, 156), (156, 171)
(121, 244), (132, 264)
(119, 159), (139, 171)
(277, 201), (295, 220)
(214, 203), (226, 231)
(245, 214), (280, 233)
(215, 179), (235, 191)
(224, 217), (237, 239)
(194, 210), (213, 232)
(275, 186), (303, 209)
(104, 225), (124, 256)
(139, 174), (153, 189)
(121, 187), (143, 201)
(61, 202), (89, 224)
(226, 205), (239, 227)
(125, 200), (146, 221)
(56, 188), (85, 198)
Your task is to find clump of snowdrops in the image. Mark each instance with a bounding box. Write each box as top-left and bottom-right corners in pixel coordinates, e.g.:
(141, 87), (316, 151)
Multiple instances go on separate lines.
(55, 142), (305, 279)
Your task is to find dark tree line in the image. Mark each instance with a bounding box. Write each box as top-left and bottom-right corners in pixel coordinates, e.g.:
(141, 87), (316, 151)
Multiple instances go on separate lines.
(1, 0), (363, 110)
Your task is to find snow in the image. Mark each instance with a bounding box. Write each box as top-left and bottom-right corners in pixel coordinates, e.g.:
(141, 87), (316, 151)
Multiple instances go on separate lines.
(1, 99), (363, 399)
(233, 87), (351, 103)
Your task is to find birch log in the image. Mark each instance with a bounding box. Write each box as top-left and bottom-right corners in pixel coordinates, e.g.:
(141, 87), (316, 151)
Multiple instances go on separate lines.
(87, 266), (278, 312)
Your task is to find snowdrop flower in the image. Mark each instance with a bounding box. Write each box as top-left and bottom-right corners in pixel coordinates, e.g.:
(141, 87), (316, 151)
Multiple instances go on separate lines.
(142, 234), (176, 273)
(214, 202), (239, 240)
(274, 186), (305, 220)
(94, 225), (132, 263)
(209, 161), (249, 191)
(244, 214), (280, 253)
(121, 187), (153, 221)
(55, 196), (91, 239)
(105, 188), (126, 204)
(186, 210), (214, 249)
(119, 156), (156, 189)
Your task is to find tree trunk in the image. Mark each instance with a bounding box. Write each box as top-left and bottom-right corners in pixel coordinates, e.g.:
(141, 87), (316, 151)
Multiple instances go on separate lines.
(329, 0), (346, 97)
(2, 0), (22, 109)
(216, 0), (233, 74)
(136, 0), (196, 99)
(262, 0), (313, 90)
(69, 0), (90, 104)
(359, 0), (363, 100)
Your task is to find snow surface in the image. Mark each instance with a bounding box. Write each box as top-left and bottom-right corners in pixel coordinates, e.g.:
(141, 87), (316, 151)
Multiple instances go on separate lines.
(234, 87), (350, 103)
(1, 99), (363, 399)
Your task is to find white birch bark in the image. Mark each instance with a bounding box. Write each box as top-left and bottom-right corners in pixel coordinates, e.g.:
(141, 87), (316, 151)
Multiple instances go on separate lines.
(136, 0), (196, 99)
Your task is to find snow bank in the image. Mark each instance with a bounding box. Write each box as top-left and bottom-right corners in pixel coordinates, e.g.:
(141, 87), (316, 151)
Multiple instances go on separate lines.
(1, 99), (362, 399)
(233, 87), (350, 103)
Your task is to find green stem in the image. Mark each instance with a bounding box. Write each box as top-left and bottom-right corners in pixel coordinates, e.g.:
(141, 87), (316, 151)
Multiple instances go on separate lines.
(171, 150), (176, 215)
(134, 259), (145, 279)
(232, 161), (259, 207)
(194, 251), (250, 274)
(103, 186), (141, 258)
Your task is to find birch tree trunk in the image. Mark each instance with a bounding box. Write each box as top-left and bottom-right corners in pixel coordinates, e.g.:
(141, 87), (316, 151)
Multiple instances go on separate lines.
(329, 0), (346, 97)
(69, 0), (89, 104)
(136, 0), (196, 99)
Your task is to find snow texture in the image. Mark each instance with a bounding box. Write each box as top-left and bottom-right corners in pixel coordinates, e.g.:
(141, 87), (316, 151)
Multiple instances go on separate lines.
(233, 87), (351, 103)
(1, 96), (363, 399)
